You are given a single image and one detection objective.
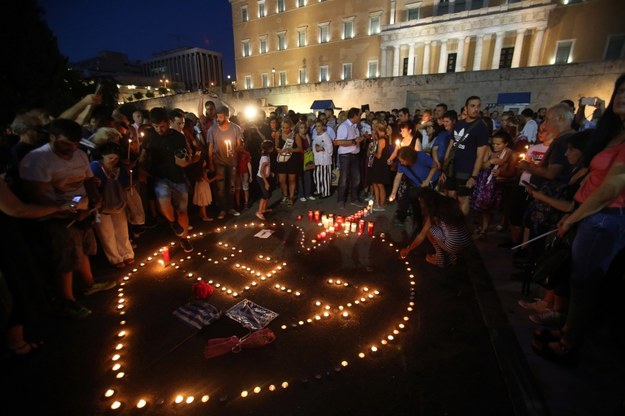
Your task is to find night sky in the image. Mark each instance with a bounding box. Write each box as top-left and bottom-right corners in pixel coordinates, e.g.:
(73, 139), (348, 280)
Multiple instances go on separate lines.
(39, 0), (236, 78)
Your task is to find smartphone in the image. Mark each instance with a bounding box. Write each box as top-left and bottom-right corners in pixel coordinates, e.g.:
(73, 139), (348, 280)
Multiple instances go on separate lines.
(580, 97), (596, 106)
(521, 180), (538, 190)
(70, 195), (83, 209)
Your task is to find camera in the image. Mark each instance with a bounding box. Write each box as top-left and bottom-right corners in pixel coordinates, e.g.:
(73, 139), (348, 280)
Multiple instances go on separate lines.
(580, 97), (597, 106)
(175, 148), (189, 159)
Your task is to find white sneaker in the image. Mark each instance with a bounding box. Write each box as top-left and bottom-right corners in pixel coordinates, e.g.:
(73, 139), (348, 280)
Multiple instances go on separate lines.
(308, 196), (316, 200)
(228, 209), (240, 217)
(299, 197), (307, 202)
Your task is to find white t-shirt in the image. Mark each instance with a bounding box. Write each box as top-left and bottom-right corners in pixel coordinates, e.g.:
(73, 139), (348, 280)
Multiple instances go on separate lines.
(519, 142), (549, 185)
(257, 155), (271, 178)
(19, 143), (93, 204)
(312, 132), (333, 166)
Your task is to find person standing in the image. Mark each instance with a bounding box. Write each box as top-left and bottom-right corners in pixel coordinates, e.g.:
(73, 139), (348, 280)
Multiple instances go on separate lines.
(439, 96), (490, 215)
(312, 120), (333, 198)
(19, 118), (116, 319)
(145, 107), (200, 252)
(334, 107), (365, 209)
(207, 105), (242, 219)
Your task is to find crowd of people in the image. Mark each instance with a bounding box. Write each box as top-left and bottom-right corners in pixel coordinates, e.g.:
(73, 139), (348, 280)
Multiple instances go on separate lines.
(1, 76), (623, 373)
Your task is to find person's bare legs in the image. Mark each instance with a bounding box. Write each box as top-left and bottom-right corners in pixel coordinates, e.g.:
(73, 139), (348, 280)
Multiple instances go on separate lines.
(288, 173), (297, 201)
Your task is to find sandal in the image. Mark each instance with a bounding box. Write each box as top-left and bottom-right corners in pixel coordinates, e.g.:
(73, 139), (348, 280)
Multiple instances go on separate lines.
(533, 328), (564, 344)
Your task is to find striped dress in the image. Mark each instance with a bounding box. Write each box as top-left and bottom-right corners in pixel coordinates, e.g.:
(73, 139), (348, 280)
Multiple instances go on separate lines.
(428, 220), (472, 266)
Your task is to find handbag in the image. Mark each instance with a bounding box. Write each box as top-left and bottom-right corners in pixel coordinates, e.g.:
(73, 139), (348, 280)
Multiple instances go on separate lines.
(303, 148), (315, 170)
(277, 136), (294, 163)
(125, 185), (145, 225)
(99, 164), (126, 214)
(331, 165), (340, 186)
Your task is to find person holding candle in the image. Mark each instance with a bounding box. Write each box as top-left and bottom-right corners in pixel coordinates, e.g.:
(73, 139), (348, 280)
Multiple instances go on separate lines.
(334, 108), (366, 209)
(399, 188), (472, 267)
(207, 105), (243, 219)
(367, 122), (391, 211)
(275, 118), (303, 207)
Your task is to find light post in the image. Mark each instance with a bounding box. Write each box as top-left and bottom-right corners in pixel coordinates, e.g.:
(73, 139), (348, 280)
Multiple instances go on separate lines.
(160, 78), (169, 90)
(272, 68), (276, 87)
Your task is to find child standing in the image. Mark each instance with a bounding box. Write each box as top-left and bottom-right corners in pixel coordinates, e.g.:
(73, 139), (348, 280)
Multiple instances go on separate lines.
(234, 140), (253, 210)
(470, 132), (512, 237)
(256, 140), (275, 221)
(194, 159), (220, 222)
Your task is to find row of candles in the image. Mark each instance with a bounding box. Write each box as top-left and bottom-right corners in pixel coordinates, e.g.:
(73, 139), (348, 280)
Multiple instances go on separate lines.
(307, 204), (375, 239)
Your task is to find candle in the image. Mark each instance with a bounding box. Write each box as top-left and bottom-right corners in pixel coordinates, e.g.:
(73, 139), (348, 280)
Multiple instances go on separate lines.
(314, 210), (321, 223)
(367, 221), (375, 236)
(161, 246), (170, 261)
(358, 220), (365, 235)
(308, 210), (314, 221)
(225, 140), (232, 157)
(127, 138), (132, 159)
(519, 153), (526, 160)
(321, 215), (328, 229)
(351, 221), (358, 233)
(297, 215), (302, 220)
(328, 226), (335, 234)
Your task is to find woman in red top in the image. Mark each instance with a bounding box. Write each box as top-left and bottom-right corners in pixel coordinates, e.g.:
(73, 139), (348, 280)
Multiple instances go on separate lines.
(534, 74), (625, 365)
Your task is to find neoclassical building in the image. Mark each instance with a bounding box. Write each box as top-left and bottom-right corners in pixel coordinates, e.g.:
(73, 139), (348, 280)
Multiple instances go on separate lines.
(229, 0), (624, 88)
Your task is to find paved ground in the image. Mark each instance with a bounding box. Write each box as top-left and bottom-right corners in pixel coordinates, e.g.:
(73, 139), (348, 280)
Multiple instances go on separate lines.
(1, 193), (623, 416)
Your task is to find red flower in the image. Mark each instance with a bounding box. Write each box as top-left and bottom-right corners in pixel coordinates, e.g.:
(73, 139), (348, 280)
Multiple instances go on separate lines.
(192, 280), (214, 299)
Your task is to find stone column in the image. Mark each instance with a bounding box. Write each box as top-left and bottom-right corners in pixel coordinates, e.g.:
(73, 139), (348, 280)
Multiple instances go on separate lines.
(511, 29), (525, 68)
(408, 44), (415, 76)
(392, 45), (400, 77)
(380, 46), (387, 77)
(491, 32), (503, 70)
(423, 41), (431, 75)
(456, 37), (467, 72)
(529, 27), (545, 67)
(438, 39), (448, 74)
(473, 34), (485, 71)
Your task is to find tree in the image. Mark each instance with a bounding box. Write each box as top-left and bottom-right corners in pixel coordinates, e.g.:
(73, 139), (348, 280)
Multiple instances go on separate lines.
(133, 91), (144, 100)
(0, 0), (81, 126)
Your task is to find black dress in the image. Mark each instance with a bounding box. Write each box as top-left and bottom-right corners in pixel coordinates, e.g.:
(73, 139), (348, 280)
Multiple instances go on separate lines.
(367, 138), (391, 185)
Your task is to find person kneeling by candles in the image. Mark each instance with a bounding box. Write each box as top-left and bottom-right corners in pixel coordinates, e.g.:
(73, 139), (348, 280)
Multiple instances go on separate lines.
(399, 188), (472, 267)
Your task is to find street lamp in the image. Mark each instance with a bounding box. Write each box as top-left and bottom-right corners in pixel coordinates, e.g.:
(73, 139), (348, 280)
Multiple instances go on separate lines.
(272, 68), (276, 86)
(160, 78), (169, 89)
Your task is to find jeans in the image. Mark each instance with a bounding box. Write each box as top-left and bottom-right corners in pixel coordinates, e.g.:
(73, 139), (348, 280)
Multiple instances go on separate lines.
(336, 153), (361, 203)
(564, 211), (625, 346)
(214, 164), (235, 212)
(297, 169), (314, 198)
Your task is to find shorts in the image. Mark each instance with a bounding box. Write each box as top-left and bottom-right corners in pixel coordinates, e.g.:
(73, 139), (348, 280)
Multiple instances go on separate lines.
(444, 172), (472, 197)
(154, 177), (189, 212)
(256, 176), (272, 200)
(234, 173), (250, 191)
(44, 219), (98, 273)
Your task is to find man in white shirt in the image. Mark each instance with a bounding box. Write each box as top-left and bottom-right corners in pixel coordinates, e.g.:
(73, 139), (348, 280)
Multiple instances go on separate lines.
(520, 108), (538, 144)
(333, 107), (365, 209)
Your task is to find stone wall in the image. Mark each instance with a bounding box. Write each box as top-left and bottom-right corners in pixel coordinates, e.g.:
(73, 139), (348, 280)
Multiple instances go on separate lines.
(134, 60), (625, 117)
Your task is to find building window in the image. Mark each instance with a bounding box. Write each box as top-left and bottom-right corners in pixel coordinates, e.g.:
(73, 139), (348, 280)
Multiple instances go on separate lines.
(298, 29), (307, 47)
(241, 6), (248, 22)
(279, 71), (287, 86)
(436, 0), (449, 16)
(453, 0), (467, 13)
(402, 57), (409, 76)
(297, 0), (306, 7)
(299, 68), (307, 84)
(259, 37), (268, 54)
(258, 1), (266, 17)
(605, 34), (625, 60)
(368, 61), (378, 78)
(277, 32), (287, 50)
(369, 15), (380, 35)
(319, 24), (329, 43)
(319, 65), (329, 82)
(261, 73), (269, 88)
(343, 19), (354, 40)
(447, 53), (457, 72)
(470, 0), (485, 10)
(499, 47), (514, 68)
(277, 0), (285, 13)
(342, 63), (352, 80)
(407, 6), (420, 21)
(555, 40), (573, 64)
(242, 40), (251, 57)
(244, 75), (252, 90)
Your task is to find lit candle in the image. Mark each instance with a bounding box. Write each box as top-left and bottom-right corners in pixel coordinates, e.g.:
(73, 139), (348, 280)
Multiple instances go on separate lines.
(314, 210), (321, 222)
(367, 221), (375, 236)
(519, 153), (526, 160)
(225, 140), (232, 157)
(350, 221), (358, 233)
(308, 210), (314, 221)
(358, 220), (365, 235)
